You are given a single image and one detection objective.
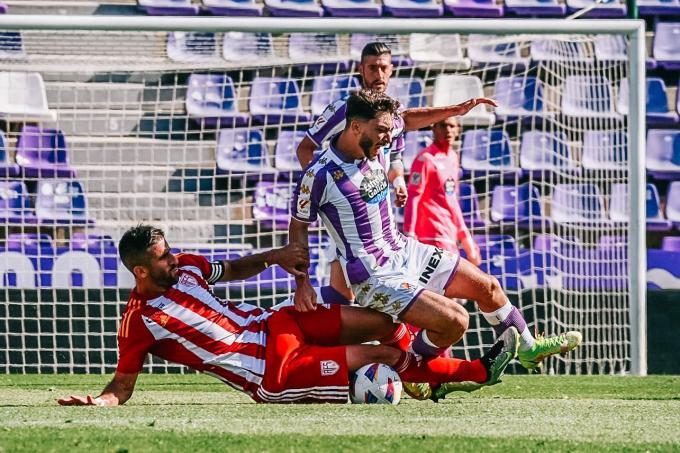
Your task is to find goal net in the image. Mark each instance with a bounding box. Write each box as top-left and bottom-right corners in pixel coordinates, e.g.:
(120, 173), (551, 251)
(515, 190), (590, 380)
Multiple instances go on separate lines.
(0, 18), (646, 375)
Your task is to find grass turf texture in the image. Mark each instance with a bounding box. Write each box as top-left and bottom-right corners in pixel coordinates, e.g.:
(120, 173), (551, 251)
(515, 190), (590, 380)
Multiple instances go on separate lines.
(1, 375), (679, 452)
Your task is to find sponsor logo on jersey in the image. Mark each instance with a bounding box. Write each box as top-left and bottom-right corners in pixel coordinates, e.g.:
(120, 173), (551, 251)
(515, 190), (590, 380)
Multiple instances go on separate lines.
(313, 115), (327, 129)
(411, 172), (422, 186)
(297, 199), (310, 216)
(419, 247), (444, 284)
(445, 178), (455, 195)
(359, 168), (388, 204)
(320, 360), (340, 376)
(179, 273), (197, 288)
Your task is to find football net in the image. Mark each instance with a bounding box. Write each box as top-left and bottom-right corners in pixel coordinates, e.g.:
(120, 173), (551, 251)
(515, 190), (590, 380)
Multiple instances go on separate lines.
(0, 18), (645, 375)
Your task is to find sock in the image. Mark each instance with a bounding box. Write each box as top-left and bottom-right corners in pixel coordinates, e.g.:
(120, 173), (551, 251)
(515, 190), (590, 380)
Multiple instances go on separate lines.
(395, 351), (487, 384)
(412, 330), (449, 357)
(381, 323), (412, 352)
(482, 301), (535, 351)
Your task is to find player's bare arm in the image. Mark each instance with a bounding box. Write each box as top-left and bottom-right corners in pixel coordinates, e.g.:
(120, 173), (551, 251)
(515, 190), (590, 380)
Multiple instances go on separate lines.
(57, 371), (139, 407)
(401, 98), (498, 132)
(221, 243), (309, 282)
(288, 218), (317, 312)
(296, 135), (318, 169)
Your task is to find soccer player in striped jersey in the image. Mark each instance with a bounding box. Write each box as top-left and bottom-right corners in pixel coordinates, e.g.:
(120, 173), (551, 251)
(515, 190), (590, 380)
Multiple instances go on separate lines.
(57, 224), (518, 406)
(289, 90), (582, 376)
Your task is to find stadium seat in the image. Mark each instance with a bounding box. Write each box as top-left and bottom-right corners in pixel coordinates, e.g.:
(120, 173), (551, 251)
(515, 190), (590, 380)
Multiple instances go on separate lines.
(594, 35), (658, 69)
(0, 181), (36, 224)
(565, 0), (626, 17)
(35, 180), (93, 225)
(311, 75), (360, 116)
(504, 0), (566, 17)
(646, 129), (680, 180)
(274, 130), (309, 174)
(166, 32), (219, 63)
(0, 72), (56, 121)
(467, 35), (530, 69)
(15, 126), (77, 179)
(662, 236), (680, 252)
(494, 76), (547, 120)
(647, 245), (680, 290)
(653, 22), (680, 70)
(288, 34), (350, 74)
(6, 233), (54, 287)
(350, 34), (412, 66)
(383, 0), (444, 17)
(530, 39), (593, 63)
(253, 181), (294, 230)
(460, 129), (519, 175)
(222, 32), (274, 62)
(561, 75), (618, 119)
(433, 75), (495, 126)
(459, 182), (486, 228)
(444, 0), (504, 17)
(203, 0), (264, 15)
(0, 131), (19, 177)
(385, 77), (426, 109)
(321, 0), (382, 15)
(616, 78), (679, 125)
(519, 131), (577, 174)
(264, 0), (323, 16)
(403, 130), (432, 173)
(490, 183), (544, 227)
(69, 233), (118, 287)
(0, 3), (6, 13)
(581, 130), (627, 171)
(216, 128), (276, 174)
(637, 0), (680, 15)
(137, 0), (200, 15)
(610, 183), (672, 231)
(249, 77), (311, 125)
(408, 33), (470, 69)
(474, 235), (525, 290)
(551, 183), (607, 225)
(667, 181), (680, 229)
(0, 32), (25, 59)
(185, 73), (249, 127)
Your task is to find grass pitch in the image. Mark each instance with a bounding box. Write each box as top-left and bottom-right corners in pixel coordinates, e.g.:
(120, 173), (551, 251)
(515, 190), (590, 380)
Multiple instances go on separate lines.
(1, 374), (679, 452)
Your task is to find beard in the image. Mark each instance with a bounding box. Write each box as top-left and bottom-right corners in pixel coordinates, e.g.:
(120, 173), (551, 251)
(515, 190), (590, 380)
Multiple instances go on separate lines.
(359, 134), (374, 159)
(151, 266), (179, 290)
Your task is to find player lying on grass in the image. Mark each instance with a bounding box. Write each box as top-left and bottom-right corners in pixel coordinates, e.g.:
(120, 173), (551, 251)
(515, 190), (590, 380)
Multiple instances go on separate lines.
(58, 224), (517, 406)
(289, 90), (582, 393)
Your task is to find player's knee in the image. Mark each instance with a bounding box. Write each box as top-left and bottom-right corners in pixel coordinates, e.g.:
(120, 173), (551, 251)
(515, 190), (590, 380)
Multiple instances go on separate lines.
(481, 274), (504, 305)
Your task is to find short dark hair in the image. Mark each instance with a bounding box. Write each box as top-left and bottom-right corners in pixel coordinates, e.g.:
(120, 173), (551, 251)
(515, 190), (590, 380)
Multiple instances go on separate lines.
(118, 224), (165, 272)
(360, 42), (392, 62)
(345, 89), (400, 123)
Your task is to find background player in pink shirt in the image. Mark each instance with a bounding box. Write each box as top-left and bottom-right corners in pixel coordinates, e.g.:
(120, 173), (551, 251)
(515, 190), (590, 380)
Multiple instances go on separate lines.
(403, 116), (481, 266)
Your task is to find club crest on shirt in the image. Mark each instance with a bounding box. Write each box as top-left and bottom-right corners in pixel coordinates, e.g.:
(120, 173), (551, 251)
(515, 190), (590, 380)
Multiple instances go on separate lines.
(359, 168), (388, 204)
(158, 314), (170, 327)
(179, 273), (197, 288)
(411, 172), (422, 186)
(320, 360), (340, 376)
(444, 178), (455, 195)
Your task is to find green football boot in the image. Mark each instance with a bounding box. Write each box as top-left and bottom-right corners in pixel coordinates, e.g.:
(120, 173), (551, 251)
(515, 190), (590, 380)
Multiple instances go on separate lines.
(517, 331), (583, 370)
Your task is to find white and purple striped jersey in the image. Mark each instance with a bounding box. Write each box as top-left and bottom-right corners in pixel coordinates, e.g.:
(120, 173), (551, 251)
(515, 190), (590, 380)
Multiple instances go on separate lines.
(291, 137), (407, 285)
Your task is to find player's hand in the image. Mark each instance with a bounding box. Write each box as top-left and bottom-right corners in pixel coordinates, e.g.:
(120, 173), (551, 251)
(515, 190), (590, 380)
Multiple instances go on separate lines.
(57, 394), (99, 406)
(394, 184), (408, 208)
(458, 98), (498, 116)
(461, 235), (481, 267)
(294, 278), (317, 312)
(271, 243), (309, 278)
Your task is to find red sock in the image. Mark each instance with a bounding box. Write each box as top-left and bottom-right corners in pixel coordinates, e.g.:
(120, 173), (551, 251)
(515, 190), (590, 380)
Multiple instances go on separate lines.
(395, 352), (488, 385)
(381, 324), (412, 352)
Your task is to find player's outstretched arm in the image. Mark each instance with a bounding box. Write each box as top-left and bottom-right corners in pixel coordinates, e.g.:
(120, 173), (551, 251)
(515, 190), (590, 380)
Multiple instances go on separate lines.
(57, 371), (139, 407)
(289, 218), (317, 312)
(220, 243), (309, 282)
(401, 98), (498, 132)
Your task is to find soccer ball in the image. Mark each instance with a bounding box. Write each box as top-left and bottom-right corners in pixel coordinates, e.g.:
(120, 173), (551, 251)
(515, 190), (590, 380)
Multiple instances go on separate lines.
(350, 363), (402, 405)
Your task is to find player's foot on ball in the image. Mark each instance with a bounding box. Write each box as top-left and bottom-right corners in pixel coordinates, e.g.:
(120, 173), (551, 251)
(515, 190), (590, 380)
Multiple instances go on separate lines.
(431, 327), (519, 402)
(518, 331), (582, 370)
(402, 382), (432, 400)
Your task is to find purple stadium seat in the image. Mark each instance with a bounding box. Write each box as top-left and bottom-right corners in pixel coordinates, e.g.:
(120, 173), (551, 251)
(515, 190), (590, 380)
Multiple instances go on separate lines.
(490, 183), (544, 227)
(653, 23), (680, 70)
(15, 126), (76, 179)
(467, 35), (530, 69)
(274, 130), (309, 173)
(0, 3), (6, 13)
(616, 78), (679, 125)
(138, 0), (200, 15)
(504, 0), (566, 16)
(311, 75), (360, 116)
(667, 181), (680, 228)
(185, 74), (249, 128)
(216, 128), (276, 174)
(561, 75), (618, 119)
(6, 233), (54, 287)
(0, 32), (25, 59)
(519, 131), (577, 174)
(581, 130), (627, 171)
(203, 0), (263, 15)
(289, 34), (350, 74)
(460, 130), (520, 175)
(444, 0), (504, 17)
(647, 246), (680, 289)
(551, 184), (607, 225)
(35, 180), (93, 225)
(403, 130), (432, 173)
(167, 32), (218, 63)
(69, 233), (118, 287)
(385, 77), (426, 109)
(637, 0), (680, 15)
(565, 0), (626, 17)
(253, 181), (294, 230)
(0, 181), (36, 224)
(350, 34), (412, 66)
(249, 77), (311, 125)
(662, 236), (680, 252)
(383, 0), (444, 17)
(473, 235), (526, 290)
(610, 183), (671, 231)
(494, 76), (547, 119)
(222, 32), (273, 62)
(264, 0), (323, 16)
(459, 183), (486, 228)
(646, 129), (680, 180)
(0, 131), (19, 177)
(530, 39), (593, 63)
(321, 0), (382, 15)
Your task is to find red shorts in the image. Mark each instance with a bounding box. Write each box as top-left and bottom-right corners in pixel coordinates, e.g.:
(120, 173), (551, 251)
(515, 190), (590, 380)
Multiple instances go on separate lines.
(255, 304), (349, 404)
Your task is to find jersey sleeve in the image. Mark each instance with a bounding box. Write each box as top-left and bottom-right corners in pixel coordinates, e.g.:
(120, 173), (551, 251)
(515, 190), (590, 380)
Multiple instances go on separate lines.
(116, 305), (155, 374)
(306, 99), (347, 147)
(175, 253), (211, 280)
(291, 164), (327, 224)
(403, 152), (431, 235)
(389, 117), (406, 169)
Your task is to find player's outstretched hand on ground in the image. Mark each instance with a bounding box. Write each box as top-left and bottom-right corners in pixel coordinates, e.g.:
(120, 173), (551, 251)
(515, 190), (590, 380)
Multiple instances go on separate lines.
(57, 395), (98, 406)
(271, 243), (310, 278)
(294, 278), (317, 312)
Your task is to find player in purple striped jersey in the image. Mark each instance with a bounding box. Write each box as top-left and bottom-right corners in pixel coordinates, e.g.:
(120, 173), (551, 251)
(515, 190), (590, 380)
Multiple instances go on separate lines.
(289, 90), (582, 376)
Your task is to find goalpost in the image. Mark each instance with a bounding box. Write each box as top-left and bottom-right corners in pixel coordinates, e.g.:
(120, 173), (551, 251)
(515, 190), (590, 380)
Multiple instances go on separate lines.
(0, 16), (646, 376)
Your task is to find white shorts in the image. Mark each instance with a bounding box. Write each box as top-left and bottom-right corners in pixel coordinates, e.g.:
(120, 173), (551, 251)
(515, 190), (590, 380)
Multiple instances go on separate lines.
(350, 239), (460, 321)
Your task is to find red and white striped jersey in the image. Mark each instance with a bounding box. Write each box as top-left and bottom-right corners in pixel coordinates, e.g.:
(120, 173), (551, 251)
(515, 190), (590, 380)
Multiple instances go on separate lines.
(117, 254), (272, 399)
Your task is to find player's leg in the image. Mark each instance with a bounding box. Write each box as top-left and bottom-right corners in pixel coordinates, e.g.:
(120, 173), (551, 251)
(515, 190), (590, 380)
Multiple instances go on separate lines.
(329, 259), (354, 301)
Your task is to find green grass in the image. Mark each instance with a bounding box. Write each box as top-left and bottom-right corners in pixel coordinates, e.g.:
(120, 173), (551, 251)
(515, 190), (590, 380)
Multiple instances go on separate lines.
(1, 375), (680, 452)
